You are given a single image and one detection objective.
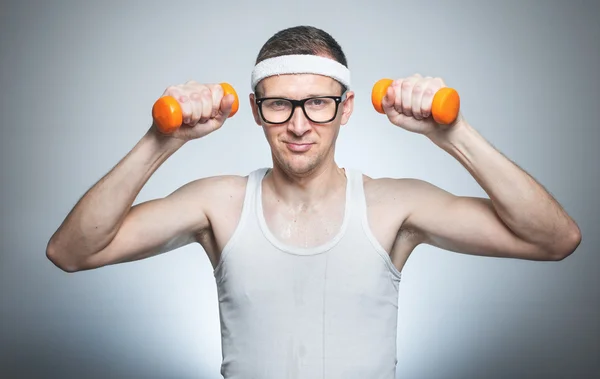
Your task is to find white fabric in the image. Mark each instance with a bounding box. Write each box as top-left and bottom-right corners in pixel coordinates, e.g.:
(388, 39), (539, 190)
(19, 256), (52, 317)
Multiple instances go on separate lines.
(250, 54), (351, 91)
(213, 167), (402, 379)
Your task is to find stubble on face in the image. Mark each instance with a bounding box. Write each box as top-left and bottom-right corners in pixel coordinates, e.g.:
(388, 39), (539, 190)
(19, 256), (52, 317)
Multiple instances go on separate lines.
(258, 74), (344, 178)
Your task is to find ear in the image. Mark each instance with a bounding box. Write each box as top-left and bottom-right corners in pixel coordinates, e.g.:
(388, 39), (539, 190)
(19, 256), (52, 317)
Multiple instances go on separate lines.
(340, 90), (355, 125)
(249, 93), (262, 126)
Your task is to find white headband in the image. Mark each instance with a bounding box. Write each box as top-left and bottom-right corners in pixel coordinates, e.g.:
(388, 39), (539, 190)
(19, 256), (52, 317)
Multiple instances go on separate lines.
(250, 54), (351, 91)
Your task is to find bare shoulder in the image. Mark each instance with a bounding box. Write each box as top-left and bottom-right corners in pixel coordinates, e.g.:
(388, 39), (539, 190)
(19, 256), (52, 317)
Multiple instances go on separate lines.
(358, 174), (441, 269)
(170, 174), (248, 216)
(186, 174), (248, 198)
(178, 174), (249, 268)
(365, 174), (458, 227)
(362, 174), (457, 235)
(361, 175), (424, 226)
(362, 174), (438, 212)
(202, 174), (249, 218)
(175, 173), (246, 190)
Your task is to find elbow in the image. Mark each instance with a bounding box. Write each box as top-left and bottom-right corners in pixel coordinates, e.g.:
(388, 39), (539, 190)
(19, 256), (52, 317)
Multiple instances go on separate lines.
(46, 240), (82, 273)
(550, 226), (582, 261)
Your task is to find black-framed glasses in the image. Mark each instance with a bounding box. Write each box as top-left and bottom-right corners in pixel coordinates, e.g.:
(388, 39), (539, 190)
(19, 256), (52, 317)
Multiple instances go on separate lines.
(255, 92), (347, 124)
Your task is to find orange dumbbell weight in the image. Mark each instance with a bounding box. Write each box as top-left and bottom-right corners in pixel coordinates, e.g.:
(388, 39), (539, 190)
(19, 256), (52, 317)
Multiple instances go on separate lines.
(152, 82), (240, 134)
(371, 78), (460, 125)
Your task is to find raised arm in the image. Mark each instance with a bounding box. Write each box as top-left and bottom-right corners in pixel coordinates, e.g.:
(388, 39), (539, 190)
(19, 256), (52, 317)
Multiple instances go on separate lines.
(46, 81), (236, 272)
(380, 74), (581, 261)
(401, 177), (579, 261)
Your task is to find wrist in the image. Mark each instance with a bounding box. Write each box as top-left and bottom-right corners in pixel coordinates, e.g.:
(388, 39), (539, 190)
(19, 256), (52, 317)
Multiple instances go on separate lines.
(427, 119), (475, 152)
(143, 128), (186, 156)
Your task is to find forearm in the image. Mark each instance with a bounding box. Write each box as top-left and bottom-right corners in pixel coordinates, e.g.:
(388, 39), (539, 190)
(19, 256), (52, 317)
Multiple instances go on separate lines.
(429, 121), (581, 253)
(47, 130), (184, 261)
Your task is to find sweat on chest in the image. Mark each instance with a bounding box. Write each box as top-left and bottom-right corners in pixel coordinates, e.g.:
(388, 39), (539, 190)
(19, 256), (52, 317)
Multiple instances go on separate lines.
(217, 244), (399, 314)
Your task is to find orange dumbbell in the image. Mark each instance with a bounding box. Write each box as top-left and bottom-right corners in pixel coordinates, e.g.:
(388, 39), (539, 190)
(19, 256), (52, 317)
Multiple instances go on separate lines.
(371, 78), (460, 125)
(152, 82), (239, 134)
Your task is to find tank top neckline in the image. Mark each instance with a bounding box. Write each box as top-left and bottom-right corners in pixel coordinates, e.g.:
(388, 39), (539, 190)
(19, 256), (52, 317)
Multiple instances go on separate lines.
(255, 167), (354, 256)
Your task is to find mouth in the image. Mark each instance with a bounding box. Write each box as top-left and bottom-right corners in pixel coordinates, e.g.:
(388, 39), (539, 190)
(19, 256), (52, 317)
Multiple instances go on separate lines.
(284, 142), (314, 152)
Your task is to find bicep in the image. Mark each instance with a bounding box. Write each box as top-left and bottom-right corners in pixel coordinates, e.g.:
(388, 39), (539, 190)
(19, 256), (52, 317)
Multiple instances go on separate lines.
(404, 180), (546, 260)
(80, 182), (211, 270)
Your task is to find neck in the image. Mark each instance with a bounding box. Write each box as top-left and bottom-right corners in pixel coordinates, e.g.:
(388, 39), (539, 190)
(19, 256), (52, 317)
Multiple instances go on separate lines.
(266, 161), (346, 206)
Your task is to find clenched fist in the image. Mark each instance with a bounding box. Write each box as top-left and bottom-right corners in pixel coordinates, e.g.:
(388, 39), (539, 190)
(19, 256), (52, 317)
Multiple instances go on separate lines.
(152, 80), (236, 141)
(381, 74), (463, 137)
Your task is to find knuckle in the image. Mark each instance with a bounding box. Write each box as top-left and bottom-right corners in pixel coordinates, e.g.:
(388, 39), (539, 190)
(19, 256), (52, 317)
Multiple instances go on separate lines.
(211, 84), (224, 96)
(202, 101), (213, 115)
(200, 88), (212, 99)
(178, 93), (189, 103)
(190, 92), (202, 101)
(164, 85), (179, 96)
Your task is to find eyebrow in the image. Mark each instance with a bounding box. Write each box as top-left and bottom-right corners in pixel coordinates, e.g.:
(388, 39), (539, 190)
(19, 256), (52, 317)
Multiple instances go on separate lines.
(263, 93), (331, 99)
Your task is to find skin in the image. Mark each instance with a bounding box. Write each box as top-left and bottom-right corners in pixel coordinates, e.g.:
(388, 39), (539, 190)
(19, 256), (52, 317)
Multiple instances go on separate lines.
(46, 65), (582, 275)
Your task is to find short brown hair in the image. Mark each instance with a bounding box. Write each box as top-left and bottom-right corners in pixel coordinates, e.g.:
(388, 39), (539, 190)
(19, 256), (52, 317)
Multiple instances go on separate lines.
(254, 25), (348, 95)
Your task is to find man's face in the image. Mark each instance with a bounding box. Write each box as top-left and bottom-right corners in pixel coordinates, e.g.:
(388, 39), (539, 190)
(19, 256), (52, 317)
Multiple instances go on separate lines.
(249, 73), (354, 176)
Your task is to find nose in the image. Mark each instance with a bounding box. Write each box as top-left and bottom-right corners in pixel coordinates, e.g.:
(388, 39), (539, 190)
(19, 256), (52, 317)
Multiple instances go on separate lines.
(287, 105), (311, 136)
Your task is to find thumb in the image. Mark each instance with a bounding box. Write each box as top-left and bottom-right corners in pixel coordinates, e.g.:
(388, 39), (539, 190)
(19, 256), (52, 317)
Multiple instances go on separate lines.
(215, 94), (235, 122)
(381, 85), (396, 114)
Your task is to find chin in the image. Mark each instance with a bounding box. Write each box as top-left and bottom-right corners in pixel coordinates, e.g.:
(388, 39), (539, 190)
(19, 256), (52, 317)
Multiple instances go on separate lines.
(277, 155), (320, 176)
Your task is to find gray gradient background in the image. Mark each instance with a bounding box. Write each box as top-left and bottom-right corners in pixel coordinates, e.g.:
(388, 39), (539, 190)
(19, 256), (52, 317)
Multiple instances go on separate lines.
(1, 1), (598, 378)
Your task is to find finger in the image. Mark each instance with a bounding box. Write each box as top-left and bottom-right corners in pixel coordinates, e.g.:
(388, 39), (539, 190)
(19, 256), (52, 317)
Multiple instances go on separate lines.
(163, 85), (191, 126)
(210, 84), (224, 118)
(391, 79), (403, 115)
(181, 81), (198, 126)
(178, 93), (193, 126)
(214, 94), (235, 124)
(188, 91), (202, 126)
(401, 77), (417, 117)
(198, 87), (212, 124)
(411, 77), (431, 120)
(381, 84), (397, 114)
(162, 85), (179, 99)
(421, 77), (443, 119)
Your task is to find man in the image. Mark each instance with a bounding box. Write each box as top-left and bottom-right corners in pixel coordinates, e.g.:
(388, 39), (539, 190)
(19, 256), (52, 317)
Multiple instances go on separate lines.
(46, 26), (581, 378)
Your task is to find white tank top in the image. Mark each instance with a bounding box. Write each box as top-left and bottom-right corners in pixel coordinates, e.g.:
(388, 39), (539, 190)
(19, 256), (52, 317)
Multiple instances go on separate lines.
(213, 167), (403, 378)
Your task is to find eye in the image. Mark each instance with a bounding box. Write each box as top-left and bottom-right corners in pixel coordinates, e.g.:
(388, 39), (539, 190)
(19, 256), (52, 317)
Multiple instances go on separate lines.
(306, 98), (332, 108)
(264, 99), (290, 110)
